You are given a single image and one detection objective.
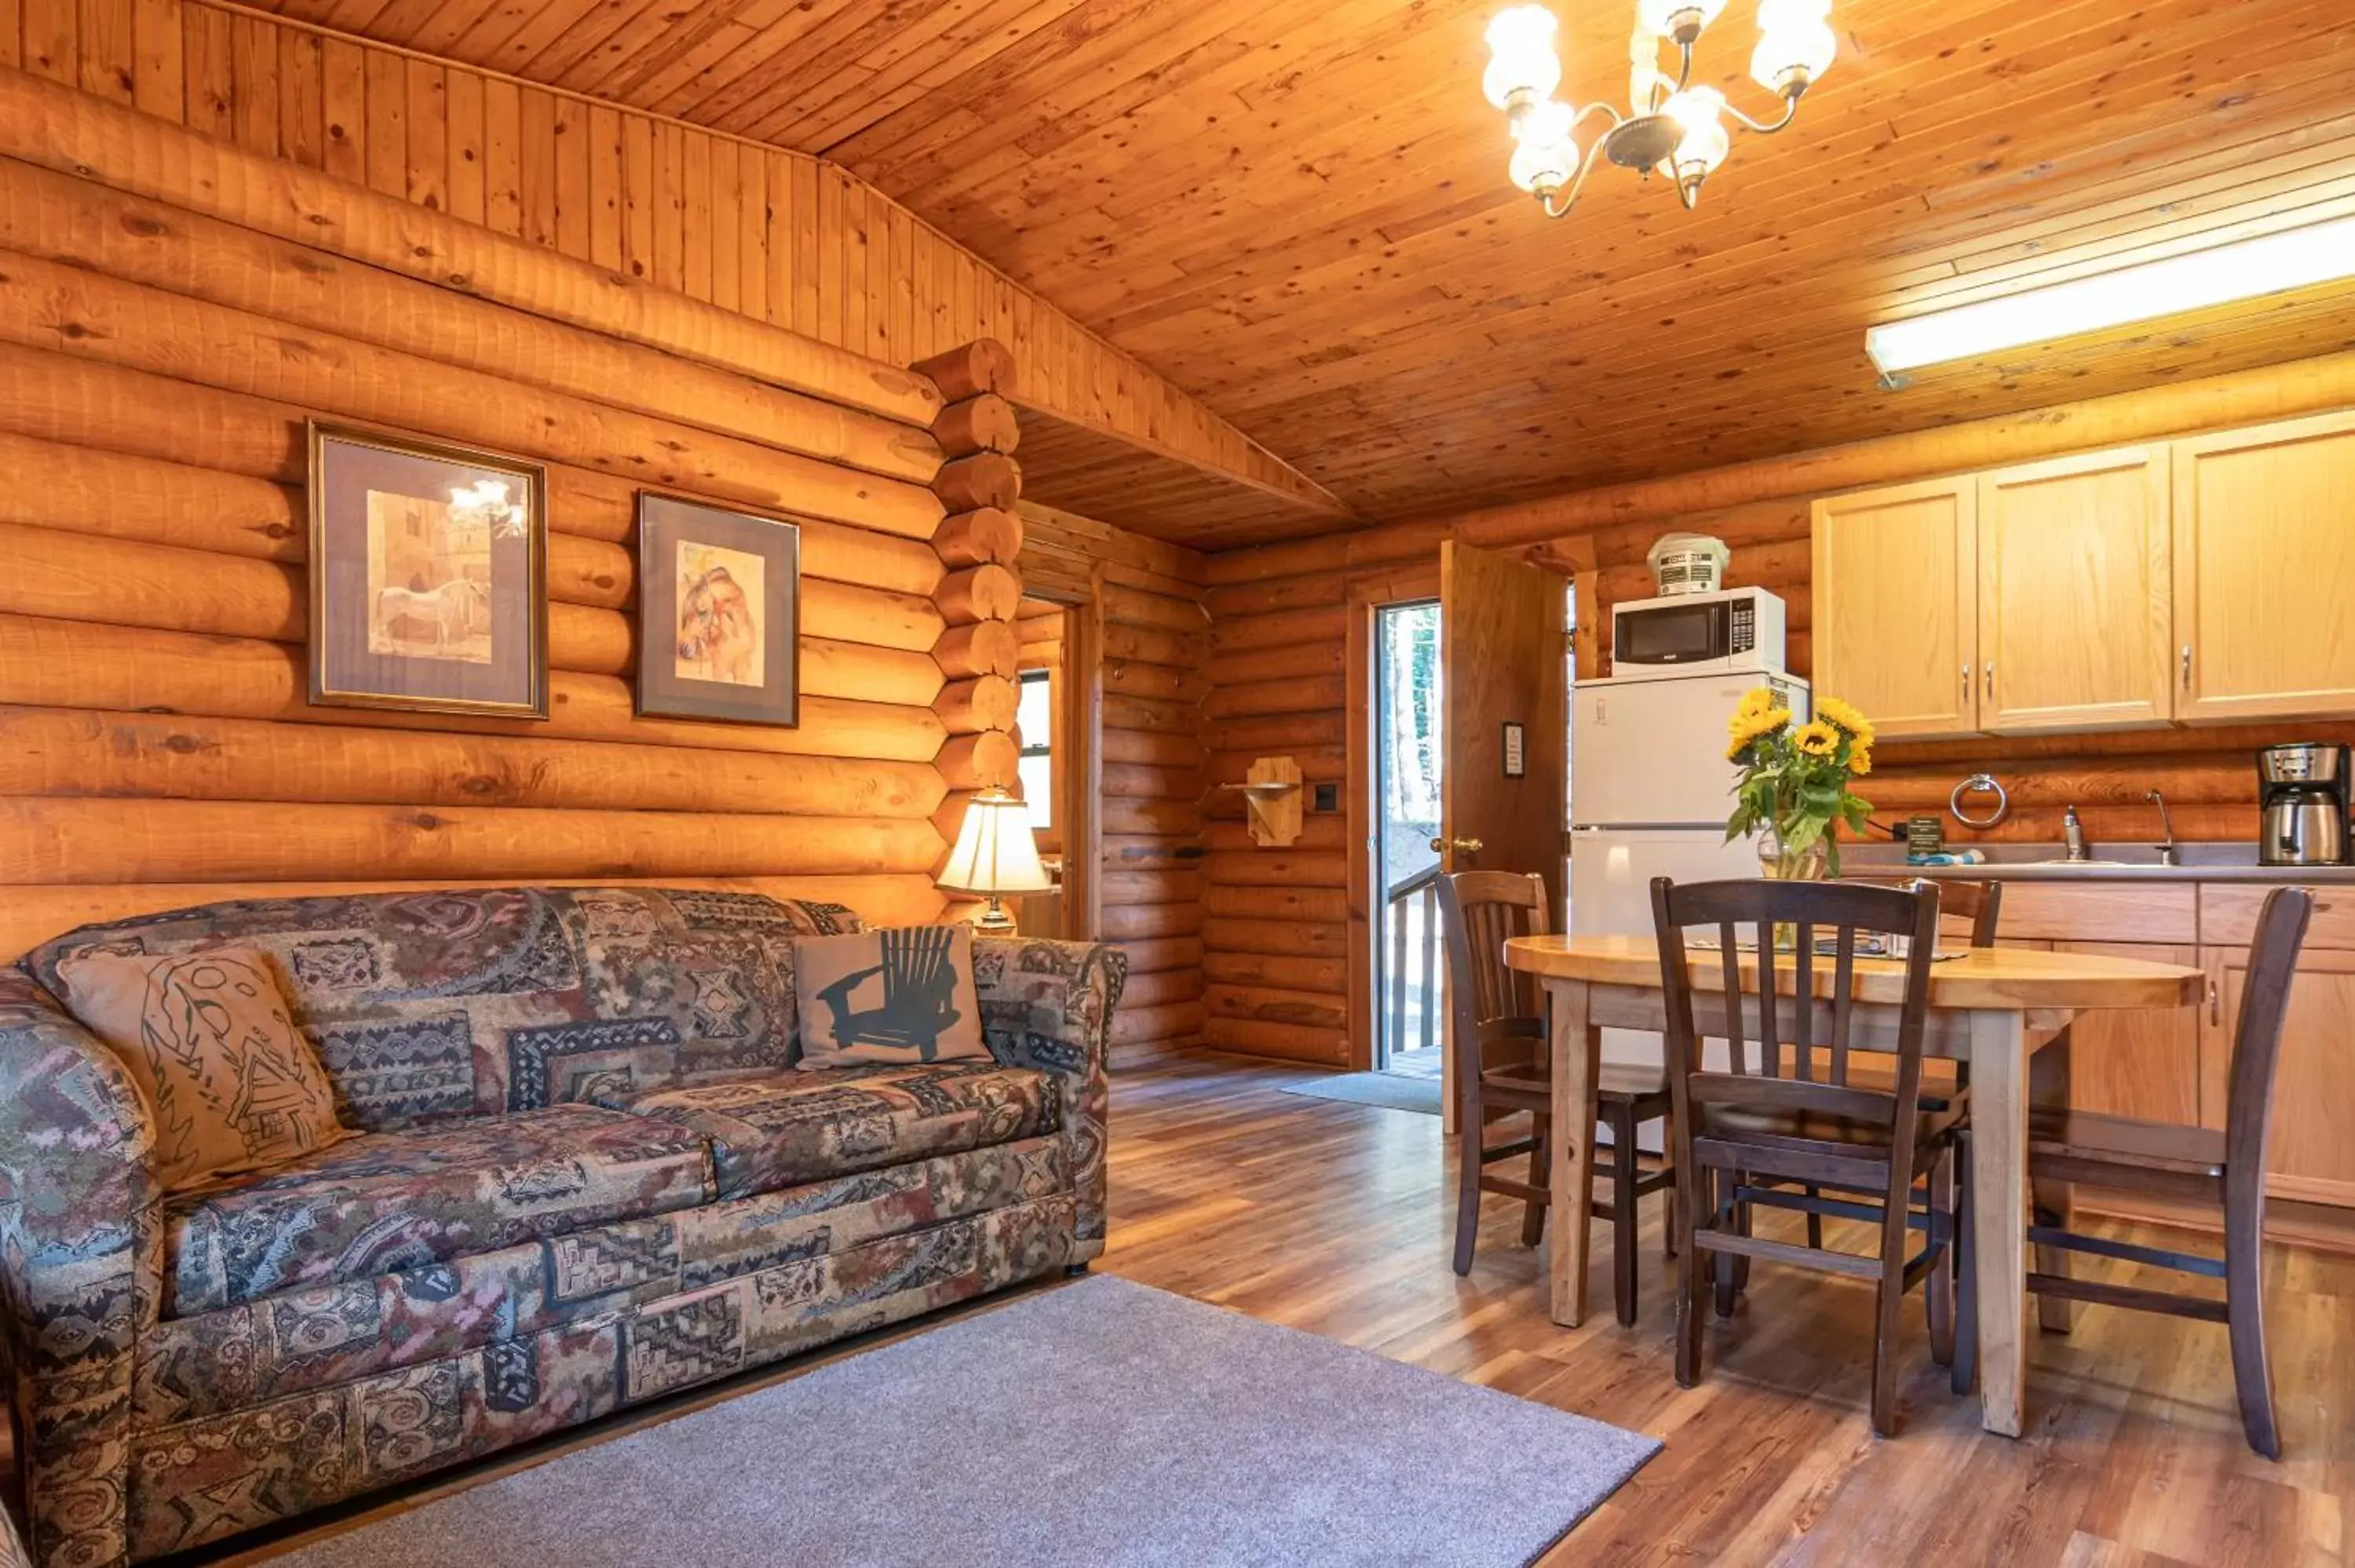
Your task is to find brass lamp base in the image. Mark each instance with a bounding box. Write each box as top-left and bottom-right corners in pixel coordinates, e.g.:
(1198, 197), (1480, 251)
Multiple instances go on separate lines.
(970, 894), (1020, 935)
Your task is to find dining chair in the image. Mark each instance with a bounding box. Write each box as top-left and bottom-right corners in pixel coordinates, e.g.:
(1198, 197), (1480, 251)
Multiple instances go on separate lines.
(1803, 877), (2004, 1245)
(1955, 884), (2313, 1457)
(1651, 874), (1965, 1437)
(1437, 870), (1676, 1325)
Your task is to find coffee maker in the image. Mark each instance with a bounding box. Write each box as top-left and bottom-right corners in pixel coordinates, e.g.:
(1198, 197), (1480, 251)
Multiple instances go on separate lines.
(2256, 742), (2351, 866)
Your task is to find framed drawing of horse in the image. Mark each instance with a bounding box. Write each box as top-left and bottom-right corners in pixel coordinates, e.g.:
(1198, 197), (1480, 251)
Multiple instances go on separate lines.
(307, 421), (549, 719)
(633, 492), (801, 727)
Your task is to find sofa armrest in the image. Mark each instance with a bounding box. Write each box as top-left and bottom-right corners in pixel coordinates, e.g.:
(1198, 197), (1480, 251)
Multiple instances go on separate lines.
(0, 972), (161, 1568)
(973, 937), (1126, 1258)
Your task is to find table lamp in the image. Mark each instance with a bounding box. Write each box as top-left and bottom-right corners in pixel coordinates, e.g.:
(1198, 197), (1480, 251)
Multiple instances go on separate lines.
(937, 788), (1053, 934)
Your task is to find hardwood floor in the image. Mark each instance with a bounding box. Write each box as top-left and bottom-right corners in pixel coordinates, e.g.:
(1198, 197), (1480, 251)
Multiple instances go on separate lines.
(81, 1041), (2354, 1566)
(1105, 1046), (2354, 1567)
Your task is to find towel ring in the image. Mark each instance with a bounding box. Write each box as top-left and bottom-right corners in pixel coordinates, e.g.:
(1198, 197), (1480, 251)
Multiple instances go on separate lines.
(1949, 773), (2010, 830)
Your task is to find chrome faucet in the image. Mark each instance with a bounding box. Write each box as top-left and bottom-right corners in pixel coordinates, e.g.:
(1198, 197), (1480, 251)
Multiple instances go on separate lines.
(2062, 804), (2088, 862)
(2147, 788), (2178, 866)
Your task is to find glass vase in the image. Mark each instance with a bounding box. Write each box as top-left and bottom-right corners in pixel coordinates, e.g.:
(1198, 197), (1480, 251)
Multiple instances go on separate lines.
(1754, 826), (1828, 951)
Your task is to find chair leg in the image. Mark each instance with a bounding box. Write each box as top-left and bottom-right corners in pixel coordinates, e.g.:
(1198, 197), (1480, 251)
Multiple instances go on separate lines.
(1674, 1165), (1708, 1389)
(1869, 1176), (1911, 1438)
(1612, 1103), (1638, 1326)
(1951, 1132), (1978, 1398)
(1713, 1173), (1745, 1319)
(1451, 1098), (1484, 1278)
(2224, 1176), (2282, 1460)
(1805, 1184), (1824, 1251)
(1926, 1143), (1956, 1370)
(1521, 1115), (1550, 1249)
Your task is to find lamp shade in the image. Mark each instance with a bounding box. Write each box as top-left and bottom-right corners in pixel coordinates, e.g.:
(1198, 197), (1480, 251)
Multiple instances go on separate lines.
(937, 789), (1054, 895)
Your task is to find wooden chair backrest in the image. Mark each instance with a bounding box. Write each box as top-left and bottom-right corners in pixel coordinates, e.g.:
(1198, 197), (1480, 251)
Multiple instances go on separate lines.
(1650, 875), (1944, 1183)
(1436, 871), (1551, 1097)
(2225, 887), (2315, 1199)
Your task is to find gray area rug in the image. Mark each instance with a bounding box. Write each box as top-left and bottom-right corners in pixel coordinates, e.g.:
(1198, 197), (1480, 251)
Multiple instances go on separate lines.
(1284, 1069), (1444, 1115)
(278, 1276), (1656, 1568)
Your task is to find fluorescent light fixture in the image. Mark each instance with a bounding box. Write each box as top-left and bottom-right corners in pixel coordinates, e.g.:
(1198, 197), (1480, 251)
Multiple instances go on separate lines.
(1866, 215), (2355, 375)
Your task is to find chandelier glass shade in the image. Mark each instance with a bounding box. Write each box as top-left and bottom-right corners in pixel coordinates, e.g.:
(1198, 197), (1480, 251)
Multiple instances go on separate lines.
(1485, 0), (1834, 219)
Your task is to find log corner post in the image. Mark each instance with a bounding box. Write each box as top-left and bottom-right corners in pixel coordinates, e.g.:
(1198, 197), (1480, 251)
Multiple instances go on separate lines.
(919, 339), (1029, 909)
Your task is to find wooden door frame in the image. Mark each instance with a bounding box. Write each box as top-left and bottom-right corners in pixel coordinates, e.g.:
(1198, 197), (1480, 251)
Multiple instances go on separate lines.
(1013, 585), (1101, 940)
(1345, 563), (1444, 1076)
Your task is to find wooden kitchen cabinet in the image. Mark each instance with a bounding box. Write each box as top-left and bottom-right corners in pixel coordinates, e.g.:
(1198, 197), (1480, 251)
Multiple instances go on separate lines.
(2174, 409), (2355, 723)
(1975, 446), (2174, 733)
(1811, 477), (1976, 738)
(2056, 939), (2202, 1128)
(2203, 942), (2355, 1208)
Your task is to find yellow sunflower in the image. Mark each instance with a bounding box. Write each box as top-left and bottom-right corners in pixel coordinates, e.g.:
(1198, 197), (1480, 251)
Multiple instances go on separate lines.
(1849, 746), (1873, 777)
(1815, 695), (1877, 749)
(1792, 720), (1840, 757)
(1725, 706), (1791, 758)
(1734, 686), (1780, 722)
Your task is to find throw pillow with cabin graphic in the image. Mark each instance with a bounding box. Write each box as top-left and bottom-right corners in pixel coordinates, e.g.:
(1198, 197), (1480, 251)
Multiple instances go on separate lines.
(794, 925), (989, 1068)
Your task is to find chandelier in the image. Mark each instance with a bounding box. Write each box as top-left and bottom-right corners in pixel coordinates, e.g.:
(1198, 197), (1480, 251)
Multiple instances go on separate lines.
(1481, 1), (1836, 218)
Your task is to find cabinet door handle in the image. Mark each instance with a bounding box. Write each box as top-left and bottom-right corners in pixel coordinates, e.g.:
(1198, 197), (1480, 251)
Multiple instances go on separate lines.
(2208, 978), (2221, 1026)
(1961, 664), (1971, 709)
(1984, 661), (1995, 704)
(2182, 644), (2194, 691)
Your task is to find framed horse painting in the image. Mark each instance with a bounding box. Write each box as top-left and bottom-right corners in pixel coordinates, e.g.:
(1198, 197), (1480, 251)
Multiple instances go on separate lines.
(633, 492), (801, 727)
(307, 421), (550, 718)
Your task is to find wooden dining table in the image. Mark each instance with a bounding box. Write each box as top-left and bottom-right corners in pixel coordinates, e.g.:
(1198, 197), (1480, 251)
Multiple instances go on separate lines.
(1502, 932), (2205, 1437)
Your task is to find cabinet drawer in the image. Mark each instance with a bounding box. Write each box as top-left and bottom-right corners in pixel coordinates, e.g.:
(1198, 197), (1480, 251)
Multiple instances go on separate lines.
(1984, 881), (2196, 944)
(2200, 884), (2355, 949)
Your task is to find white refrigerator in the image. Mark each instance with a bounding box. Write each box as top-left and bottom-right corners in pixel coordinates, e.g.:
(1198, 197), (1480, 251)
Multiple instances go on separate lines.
(1568, 670), (1811, 1106)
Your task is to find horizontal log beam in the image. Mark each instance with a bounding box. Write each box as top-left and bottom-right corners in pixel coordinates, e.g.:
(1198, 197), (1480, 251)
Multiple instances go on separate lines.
(934, 453), (1021, 513)
(0, 614), (945, 762)
(0, 248), (943, 538)
(0, 798), (945, 884)
(937, 564), (1022, 625)
(0, 159), (942, 483)
(0, 71), (944, 426)
(0, 424), (943, 596)
(931, 394), (1020, 458)
(0, 706), (944, 819)
(933, 619), (1021, 680)
(913, 339), (1016, 403)
(933, 507), (1023, 567)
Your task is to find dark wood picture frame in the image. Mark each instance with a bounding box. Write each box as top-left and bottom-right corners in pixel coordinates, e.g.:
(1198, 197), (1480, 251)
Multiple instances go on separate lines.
(307, 420), (550, 719)
(633, 491), (802, 727)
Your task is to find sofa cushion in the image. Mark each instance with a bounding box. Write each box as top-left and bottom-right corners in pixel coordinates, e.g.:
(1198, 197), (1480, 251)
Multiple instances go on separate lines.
(608, 1062), (1061, 1201)
(56, 946), (352, 1191)
(164, 1103), (716, 1315)
(24, 888), (864, 1130)
(795, 926), (988, 1069)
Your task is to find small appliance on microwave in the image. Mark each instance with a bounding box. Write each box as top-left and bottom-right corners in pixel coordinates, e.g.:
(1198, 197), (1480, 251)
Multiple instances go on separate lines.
(1609, 585), (1787, 680)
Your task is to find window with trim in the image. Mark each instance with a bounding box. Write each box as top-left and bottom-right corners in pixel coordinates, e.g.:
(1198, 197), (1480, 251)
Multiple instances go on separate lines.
(1016, 668), (1053, 832)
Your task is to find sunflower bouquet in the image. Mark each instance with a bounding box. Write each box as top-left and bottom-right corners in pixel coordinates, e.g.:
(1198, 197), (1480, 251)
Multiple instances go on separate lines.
(1724, 688), (1876, 877)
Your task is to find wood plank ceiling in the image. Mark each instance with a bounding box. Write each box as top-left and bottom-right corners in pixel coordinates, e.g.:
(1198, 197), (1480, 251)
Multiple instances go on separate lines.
(261, 0), (2355, 537)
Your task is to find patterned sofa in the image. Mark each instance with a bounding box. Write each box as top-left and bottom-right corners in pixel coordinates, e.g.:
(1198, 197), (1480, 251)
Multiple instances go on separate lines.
(0, 888), (1124, 1567)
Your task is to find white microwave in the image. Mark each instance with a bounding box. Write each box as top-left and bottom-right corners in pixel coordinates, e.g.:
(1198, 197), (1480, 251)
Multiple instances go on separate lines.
(1609, 586), (1786, 680)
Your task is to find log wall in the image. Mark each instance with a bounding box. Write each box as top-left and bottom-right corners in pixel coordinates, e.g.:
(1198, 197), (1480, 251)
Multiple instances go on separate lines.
(1199, 359), (2355, 1063)
(1020, 501), (1209, 1052)
(0, 0), (1320, 514)
(0, 74), (968, 959)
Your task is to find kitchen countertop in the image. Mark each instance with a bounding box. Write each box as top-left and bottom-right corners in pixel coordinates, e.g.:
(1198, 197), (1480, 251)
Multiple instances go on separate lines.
(1840, 843), (2355, 884)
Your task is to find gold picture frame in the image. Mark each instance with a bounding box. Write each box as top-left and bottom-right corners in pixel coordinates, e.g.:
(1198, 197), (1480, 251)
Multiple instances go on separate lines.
(306, 421), (550, 720)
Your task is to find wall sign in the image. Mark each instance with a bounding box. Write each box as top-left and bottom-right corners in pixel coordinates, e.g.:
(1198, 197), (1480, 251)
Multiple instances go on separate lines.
(1502, 720), (1527, 778)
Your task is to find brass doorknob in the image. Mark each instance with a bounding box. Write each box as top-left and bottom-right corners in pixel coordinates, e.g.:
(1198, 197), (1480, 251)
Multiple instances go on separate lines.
(1429, 836), (1484, 855)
